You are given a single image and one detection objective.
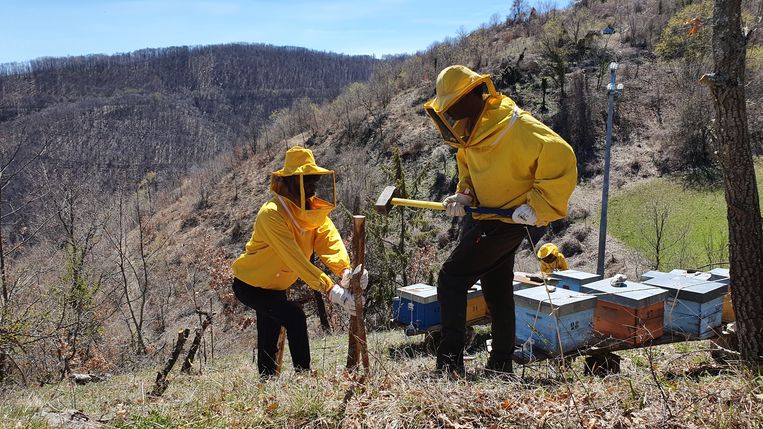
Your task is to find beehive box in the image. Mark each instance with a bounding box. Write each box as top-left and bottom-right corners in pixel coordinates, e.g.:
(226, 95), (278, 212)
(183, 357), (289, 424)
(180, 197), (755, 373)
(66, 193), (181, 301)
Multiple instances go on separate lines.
(580, 278), (668, 345)
(640, 270), (670, 282)
(514, 286), (597, 355)
(393, 283), (440, 330)
(466, 284), (488, 321)
(392, 283), (487, 331)
(706, 268), (734, 322)
(708, 268), (730, 282)
(554, 270), (603, 292)
(642, 276), (728, 339)
(513, 273), (543, 289)
(641, 269), (715, 282)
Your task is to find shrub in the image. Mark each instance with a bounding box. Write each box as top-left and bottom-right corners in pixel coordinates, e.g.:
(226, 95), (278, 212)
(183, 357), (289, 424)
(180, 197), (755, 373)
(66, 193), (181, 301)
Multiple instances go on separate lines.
(655, 88), (718, 182)
(655, 1), (712, 61)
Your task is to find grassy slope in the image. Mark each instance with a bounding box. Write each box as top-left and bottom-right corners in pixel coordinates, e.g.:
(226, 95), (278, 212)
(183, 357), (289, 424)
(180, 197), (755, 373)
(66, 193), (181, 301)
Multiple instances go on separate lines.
(4, 329), (762, 428)
(606, 163), (763, 271)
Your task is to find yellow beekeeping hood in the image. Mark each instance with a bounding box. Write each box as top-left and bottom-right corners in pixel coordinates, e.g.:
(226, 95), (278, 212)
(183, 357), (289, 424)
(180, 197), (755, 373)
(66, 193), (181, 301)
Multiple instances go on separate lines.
(272, 146), (333, 177)
(271, 146), (336, 211)
(537, 243), (560, 260)
(423, 65), (499, 148)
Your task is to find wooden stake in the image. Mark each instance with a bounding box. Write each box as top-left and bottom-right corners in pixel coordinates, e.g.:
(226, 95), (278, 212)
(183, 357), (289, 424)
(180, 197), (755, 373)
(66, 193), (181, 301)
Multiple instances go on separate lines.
(346, 215), (369, 372)
(150, 328), (190, 397)
(181, 314), (212, 374)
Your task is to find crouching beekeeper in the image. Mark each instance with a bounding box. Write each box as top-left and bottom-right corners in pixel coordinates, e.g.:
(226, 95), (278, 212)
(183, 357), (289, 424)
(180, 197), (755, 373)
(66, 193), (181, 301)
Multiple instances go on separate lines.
(231, 146), (367, 377)
(537, 243), (568, 275)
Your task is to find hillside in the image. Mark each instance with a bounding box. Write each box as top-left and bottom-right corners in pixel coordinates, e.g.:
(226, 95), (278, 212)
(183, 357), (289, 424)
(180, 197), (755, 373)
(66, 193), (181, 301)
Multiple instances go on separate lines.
(1, 0), (762, 421)
(0, 43), (378, 236)
(3, 330), (762, 428)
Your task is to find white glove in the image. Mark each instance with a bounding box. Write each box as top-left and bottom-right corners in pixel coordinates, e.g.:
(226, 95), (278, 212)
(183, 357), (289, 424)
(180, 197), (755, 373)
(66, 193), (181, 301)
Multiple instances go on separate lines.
(512, 204), (537, 225)
(340, 265), (369, 290)
(328, 284), (356, 317)
(442, 192), (473, 217)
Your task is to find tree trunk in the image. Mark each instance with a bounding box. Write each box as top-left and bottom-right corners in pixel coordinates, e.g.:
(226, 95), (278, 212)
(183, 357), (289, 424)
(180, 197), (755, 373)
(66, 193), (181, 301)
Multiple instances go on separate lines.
(0, 185), (8, 383)
(703, 0), (763, 365)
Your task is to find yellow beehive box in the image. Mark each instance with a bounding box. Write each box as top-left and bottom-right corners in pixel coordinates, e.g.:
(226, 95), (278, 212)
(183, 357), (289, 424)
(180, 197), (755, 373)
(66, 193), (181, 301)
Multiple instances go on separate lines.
(466, 284), (488, 322)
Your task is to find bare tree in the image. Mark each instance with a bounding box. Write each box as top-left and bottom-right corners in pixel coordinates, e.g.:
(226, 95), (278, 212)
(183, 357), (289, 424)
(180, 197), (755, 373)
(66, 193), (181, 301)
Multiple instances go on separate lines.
(50, 180), (106, 379)
(0, 131), (49, 383)
(640, 201), (689, 270)
(700, 0), (763, 365)
(102, 186), (164, 355)
(511, 0), (529, 22)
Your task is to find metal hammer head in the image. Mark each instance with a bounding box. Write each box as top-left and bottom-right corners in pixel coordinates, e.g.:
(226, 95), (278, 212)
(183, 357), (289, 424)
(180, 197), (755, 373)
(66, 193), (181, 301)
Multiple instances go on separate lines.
(374, 186), (400, 215)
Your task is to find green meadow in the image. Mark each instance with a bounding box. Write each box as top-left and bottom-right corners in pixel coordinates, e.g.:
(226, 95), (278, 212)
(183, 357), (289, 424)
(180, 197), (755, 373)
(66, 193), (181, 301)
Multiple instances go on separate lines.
(606, 163), (763, 270)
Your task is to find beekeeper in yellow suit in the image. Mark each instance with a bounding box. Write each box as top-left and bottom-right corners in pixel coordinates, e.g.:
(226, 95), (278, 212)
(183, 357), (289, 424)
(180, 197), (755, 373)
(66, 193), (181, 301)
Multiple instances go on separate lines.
(537, 243), (569, 274)
(231, 146), (367, 377)
(425, 65), (577, 376)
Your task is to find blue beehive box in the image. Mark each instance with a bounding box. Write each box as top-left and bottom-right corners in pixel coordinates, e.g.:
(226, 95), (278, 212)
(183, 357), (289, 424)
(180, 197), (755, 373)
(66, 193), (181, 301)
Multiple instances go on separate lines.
(640, 270), (671, 281)
(641, 269), (719, 282)
(642, 276), (728, 339)
(707, 268), (730, 284)
(392, 283), (440, 330)
(554, 270), (602, 292)
(514, 286), (597, 355)
(513, 280), (527, 291)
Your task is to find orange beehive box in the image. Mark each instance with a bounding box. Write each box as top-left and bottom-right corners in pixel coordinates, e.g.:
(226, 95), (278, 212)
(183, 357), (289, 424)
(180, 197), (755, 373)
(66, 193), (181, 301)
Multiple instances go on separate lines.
(593, 300), (664, 345)
(581, 278), (669, 346)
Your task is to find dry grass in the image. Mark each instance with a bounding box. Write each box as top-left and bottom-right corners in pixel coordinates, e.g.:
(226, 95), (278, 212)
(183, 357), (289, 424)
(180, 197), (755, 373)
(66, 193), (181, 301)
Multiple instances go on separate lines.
(2, 329), (762, 428)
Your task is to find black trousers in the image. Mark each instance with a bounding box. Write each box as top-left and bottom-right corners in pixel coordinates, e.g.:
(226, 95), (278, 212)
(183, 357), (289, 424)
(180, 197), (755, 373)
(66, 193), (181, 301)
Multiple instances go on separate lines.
(436, 217), (526, 371)
(232, 278), (310, 376)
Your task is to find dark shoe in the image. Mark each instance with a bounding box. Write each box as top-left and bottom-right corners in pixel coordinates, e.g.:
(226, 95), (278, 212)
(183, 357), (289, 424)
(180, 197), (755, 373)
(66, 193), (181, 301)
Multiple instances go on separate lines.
(485, 356), (513, 375)
(436, 352), (465, 376)
(435, 362), (465, 377)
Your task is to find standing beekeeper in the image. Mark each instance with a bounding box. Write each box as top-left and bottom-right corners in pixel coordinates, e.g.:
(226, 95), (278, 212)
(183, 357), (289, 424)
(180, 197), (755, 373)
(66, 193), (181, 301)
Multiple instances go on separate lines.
(231, 146), (367, 377)
(424, 65), (577, 376)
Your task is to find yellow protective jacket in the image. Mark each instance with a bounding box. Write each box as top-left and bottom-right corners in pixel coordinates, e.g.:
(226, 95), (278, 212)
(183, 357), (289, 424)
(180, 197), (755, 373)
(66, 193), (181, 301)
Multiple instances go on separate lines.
(231, 147), (350, 292)
(425, 66), (577, 226)
(538, 244), (569, 274)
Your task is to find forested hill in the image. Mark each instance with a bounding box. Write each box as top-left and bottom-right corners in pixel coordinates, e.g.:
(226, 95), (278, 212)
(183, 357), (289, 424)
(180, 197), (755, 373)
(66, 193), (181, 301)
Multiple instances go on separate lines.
(0, 43), (378, 202)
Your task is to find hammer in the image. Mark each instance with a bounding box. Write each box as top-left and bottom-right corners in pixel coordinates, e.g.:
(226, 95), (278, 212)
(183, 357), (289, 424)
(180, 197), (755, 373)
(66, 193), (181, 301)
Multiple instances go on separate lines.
(375, 186), (515, 217)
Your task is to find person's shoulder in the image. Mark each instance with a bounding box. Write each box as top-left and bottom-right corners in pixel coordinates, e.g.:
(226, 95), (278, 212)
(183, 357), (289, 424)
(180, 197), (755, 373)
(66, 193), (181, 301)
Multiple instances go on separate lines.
(256, 199), (286, 224)
(515, 110), (546, 127)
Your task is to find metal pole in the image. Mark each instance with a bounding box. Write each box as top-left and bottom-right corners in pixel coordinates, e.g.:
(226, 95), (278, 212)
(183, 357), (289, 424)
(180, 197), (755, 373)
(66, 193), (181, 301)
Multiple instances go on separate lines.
(597, 62), (619, 275)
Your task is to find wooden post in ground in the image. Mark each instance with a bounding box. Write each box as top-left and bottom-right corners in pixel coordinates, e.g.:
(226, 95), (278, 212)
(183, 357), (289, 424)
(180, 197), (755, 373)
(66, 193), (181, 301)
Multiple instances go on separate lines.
(181, 313), (212, 374)
(346, 215), (369, 372)
(150, 328), (190, 397)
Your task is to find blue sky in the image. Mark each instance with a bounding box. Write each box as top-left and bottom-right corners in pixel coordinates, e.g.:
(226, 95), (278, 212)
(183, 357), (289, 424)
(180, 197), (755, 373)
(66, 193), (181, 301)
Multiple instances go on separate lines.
(0, 0), (568, 64)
